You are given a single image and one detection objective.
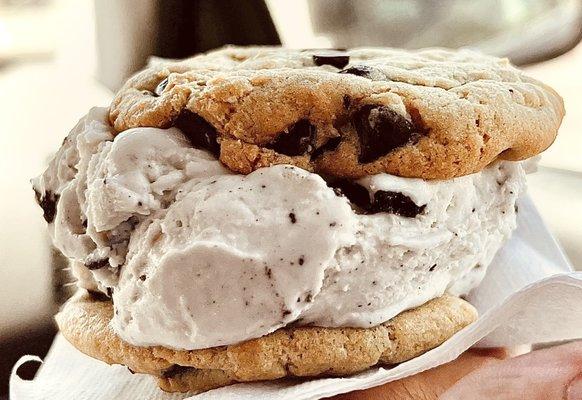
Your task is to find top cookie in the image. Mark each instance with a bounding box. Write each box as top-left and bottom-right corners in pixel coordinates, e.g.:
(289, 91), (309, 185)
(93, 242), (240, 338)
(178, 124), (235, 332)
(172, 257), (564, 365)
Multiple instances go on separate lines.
(110, 46), (564, 179)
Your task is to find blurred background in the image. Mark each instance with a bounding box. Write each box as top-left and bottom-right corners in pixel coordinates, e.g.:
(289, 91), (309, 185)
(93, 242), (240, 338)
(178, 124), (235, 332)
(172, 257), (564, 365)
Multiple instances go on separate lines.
(1, 0), (581, 397)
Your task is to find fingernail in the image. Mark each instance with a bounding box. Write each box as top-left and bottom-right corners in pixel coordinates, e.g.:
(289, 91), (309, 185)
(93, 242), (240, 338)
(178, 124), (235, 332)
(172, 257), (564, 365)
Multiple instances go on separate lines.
(567, 374), (582, 400)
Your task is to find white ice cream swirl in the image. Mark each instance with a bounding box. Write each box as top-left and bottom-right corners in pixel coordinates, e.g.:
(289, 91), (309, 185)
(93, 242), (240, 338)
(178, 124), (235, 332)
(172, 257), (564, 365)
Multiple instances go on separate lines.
(33, 108), (525, 349)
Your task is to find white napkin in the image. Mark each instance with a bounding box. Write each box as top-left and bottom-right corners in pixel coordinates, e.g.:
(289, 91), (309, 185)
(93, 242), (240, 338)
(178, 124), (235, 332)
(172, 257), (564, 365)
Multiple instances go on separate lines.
(10, 194), (582, 400)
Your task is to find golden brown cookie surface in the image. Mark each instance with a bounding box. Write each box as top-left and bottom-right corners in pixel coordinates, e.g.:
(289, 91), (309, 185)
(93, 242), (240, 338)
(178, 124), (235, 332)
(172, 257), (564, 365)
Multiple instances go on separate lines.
(110, 46), (563, 179)
(56, 291), (477, 394)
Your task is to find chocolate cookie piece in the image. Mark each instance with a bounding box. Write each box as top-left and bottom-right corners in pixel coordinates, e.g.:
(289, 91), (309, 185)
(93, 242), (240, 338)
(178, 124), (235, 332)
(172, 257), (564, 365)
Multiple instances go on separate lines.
(109, 46), (564, 180)
(371, 191), (425, 217)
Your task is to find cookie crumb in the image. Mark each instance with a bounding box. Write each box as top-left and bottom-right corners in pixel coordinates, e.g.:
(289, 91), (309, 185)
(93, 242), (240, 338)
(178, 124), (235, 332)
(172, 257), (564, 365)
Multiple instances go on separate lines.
(264, 266), (273, 279)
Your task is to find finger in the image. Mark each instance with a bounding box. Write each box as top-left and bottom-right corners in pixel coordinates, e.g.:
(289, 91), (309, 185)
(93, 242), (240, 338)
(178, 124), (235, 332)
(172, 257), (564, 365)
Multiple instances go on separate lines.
(331, 348), (508, 400)
(440, 341), (582, 400)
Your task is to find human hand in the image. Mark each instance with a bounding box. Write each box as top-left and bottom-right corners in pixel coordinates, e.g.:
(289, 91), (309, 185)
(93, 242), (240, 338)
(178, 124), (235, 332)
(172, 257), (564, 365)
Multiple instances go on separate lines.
(331, 341), (582, 400)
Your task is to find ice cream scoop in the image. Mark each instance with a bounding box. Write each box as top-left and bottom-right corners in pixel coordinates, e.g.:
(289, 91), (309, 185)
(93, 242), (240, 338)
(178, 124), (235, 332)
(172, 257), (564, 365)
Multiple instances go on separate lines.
(33, 108), (525, 350)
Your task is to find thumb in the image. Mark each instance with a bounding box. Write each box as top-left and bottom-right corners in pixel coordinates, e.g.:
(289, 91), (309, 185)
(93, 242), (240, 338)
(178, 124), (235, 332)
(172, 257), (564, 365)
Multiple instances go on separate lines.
(332, 348), (507, 399)
(440, 341), (582, 400)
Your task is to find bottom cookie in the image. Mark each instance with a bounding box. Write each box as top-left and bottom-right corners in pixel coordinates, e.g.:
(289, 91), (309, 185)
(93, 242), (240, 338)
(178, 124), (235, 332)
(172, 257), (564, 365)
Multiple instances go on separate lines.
(56, 292), (477, 393)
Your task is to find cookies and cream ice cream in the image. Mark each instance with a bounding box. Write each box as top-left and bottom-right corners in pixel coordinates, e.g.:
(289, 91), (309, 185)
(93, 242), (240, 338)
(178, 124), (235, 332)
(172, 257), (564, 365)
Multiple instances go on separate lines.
(33, 107), (525, 350)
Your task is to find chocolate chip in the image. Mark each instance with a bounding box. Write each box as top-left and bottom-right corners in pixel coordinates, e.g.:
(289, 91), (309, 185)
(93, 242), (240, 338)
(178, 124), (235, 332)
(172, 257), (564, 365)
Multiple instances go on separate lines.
(282, 309), (292, 317)
(298, 256), (305, 265)
(339, 65), (377, 78)
(154, 77), (168, 96)
(353, 105), (421, 163)
(106, 287), (114, 297)
(371, 190), (425, 217)
(270, 119), (316, 156)
(429, 264), (437, 272)
(85, 258), (109, 270)
(310, 136), (341, 160)
(312, 50), (350, 68)
(139, 274), (147, 281)
(342, 95), (351, 109)
(162, 365), (190, 379)
(288, 212), (297, 224)
(330, 180), (371, 211)
(33, 188), (59, 224)
(330, 180), (425, 217)
(174, 110), (220, 157)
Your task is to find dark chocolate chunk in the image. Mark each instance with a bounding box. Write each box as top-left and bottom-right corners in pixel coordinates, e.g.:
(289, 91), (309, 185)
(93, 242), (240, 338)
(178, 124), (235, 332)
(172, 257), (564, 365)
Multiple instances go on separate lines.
(342, 94), (351, 110)
(330, 180), (371, 210)
(339, 65), (377, 78)
(174, 110), (220, 157)
(371, 190), (426, 217)
(330, 180), (425, 217)
(270, 119), (316, 156)
(154, 77), (168, 96)
(310, 136), (341, 160)
(33, 188), (59, 224)
(312, 50), (350, 69)
(353, 105), (420, 163)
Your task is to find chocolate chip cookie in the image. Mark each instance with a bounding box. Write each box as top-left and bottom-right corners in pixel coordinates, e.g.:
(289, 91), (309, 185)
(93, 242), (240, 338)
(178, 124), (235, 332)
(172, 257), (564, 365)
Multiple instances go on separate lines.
(110, 46), (564, 179)
(57, 291), (476, 393)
